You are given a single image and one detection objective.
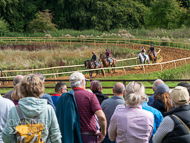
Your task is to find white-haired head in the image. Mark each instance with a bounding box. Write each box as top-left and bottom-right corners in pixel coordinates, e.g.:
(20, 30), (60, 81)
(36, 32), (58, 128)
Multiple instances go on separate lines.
(153, 79), (164, 92)
(69, 72), (86, 89)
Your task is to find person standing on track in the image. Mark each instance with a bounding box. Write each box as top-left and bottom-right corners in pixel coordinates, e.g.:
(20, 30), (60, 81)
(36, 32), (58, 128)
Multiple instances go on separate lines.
(105, 49), (112, 65)
(91, 51), (99, 68)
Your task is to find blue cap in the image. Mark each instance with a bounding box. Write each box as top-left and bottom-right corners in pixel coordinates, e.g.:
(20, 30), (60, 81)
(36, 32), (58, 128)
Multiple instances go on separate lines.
(156, 84), (170, 94)
(151, 44), (153, 46)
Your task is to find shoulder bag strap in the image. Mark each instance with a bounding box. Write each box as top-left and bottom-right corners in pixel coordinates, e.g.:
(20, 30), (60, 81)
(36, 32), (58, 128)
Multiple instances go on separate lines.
(16, 105), (24, 120)
(172, 114), (190, 133)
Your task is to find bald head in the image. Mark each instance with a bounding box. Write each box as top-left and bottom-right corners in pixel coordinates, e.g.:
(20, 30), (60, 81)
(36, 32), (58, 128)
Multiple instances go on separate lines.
(113, 82), (125, 96)
(153, 79), (164, 92)
(13, 75), (24, 86)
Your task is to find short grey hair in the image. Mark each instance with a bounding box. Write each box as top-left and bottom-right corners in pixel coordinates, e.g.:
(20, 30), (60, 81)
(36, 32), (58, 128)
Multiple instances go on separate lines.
(113, 82), (125, 94)
(13, 75), (24, 86)
(70, 72), (85, 89)
(153, 79), (164, 91)
(35, 73), (45, 82)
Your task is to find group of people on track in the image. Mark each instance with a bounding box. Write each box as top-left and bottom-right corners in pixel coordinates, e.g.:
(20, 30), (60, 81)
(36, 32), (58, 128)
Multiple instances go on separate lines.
(91, 49), (112, 68)
(141, 44), (156, 60)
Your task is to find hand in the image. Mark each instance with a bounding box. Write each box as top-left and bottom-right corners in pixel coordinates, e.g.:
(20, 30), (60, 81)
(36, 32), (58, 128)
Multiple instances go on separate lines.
(97, 131), (106, 143)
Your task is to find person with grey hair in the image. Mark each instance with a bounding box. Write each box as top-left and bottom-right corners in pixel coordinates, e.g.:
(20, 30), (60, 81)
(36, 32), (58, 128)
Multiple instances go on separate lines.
(101, 82), (125, 143)
(3, 75), (23, 101)
(109, 81), (154, 143)
(35, 72), (56, 111)
(148, 79), (164, 105)
(56, 72), (107, 143)
(153, 86), (190, 143)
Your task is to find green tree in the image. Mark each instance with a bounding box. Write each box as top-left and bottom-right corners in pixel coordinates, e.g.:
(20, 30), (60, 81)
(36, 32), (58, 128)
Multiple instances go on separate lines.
(0, 17), (9, 36)
(145, 0), (186, 29)
(27, 10), (57, 32)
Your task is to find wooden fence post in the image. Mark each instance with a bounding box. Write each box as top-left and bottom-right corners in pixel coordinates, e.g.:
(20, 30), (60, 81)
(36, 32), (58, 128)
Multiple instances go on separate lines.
(103, 69), (106, 77)
(123, 80), (126, 87)
(143, 66), (145, 73)
(174, 61), (176, 69)
(123, 68), (126, 75)
(160, 64), (163, 72)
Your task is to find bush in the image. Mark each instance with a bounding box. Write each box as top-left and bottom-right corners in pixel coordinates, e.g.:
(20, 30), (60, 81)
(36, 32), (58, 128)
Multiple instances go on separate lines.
(27, 10), (57, 33)
(0, 18), (9, 36)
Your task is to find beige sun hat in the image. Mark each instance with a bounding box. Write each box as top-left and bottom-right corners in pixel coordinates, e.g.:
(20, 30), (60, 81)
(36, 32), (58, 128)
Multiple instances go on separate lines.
(170, 86), (189, 104)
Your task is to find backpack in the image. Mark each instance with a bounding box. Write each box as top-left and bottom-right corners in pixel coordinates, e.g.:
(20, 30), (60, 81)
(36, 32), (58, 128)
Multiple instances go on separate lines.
(15, 105), (48, 143)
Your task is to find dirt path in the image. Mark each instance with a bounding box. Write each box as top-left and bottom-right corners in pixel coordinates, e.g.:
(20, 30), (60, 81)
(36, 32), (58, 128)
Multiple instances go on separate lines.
(45, 43), (190, 81)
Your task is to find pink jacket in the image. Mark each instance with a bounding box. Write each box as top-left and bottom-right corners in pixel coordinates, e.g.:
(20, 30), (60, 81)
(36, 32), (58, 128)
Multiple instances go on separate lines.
(108, 104), (154, 143)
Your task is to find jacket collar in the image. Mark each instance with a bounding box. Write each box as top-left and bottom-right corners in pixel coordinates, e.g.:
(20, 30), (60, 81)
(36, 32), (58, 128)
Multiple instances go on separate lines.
(111, 95), (124, 100)
(73, 87), (85, 91)
(164, 104), (190, 116)
(52, 94), (61, 97)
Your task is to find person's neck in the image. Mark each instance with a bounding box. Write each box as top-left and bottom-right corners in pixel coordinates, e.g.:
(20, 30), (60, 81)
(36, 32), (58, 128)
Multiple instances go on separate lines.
(55, 92), (61, 95)
(113, 93), (123, 97)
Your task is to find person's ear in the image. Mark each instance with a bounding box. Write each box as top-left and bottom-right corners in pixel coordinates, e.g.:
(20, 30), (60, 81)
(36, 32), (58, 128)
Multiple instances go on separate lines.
(152, 87), (155, 92)
(112, 88), (114, 94)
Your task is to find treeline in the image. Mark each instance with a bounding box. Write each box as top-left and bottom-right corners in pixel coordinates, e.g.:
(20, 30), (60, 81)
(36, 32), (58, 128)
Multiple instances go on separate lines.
(0, 0), (190, 33)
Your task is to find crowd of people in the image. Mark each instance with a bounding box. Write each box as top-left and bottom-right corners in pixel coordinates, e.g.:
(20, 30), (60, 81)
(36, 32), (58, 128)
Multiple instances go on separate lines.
(0, 72), (190, 143)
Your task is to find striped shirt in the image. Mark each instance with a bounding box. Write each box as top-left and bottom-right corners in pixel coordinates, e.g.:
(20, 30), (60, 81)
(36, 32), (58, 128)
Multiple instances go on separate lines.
(74, 87), (102, 133)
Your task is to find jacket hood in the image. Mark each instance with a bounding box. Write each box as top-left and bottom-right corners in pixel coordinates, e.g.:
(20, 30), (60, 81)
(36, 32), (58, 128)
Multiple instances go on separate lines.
(151, 99), (166, 112)
(18, 97), (47, 117)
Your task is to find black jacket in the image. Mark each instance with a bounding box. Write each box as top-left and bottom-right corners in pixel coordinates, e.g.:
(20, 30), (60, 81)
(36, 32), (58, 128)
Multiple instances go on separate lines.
(149, 99), (166, 116)
(93, 91), (109, 105)
(150, 47), (155, 52)
(162, 105), (190, 143)
(91, 54), (97, 61)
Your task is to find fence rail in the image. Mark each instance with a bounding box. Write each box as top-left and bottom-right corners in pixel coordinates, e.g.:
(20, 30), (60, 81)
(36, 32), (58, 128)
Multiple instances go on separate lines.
(0, 79), (189, 96)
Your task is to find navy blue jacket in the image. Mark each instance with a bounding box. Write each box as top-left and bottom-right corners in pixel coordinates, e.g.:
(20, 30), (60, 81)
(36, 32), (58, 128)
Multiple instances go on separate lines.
(149, 99), (166, 116)
(56, 90), (82, 143)
(40, 93), (56, 111)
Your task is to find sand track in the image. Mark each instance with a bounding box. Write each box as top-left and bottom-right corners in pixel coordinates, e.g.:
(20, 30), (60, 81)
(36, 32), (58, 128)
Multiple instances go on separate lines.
(46, 43), (190, 81)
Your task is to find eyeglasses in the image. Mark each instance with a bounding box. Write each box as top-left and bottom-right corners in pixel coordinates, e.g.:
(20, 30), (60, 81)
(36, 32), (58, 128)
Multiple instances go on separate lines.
(62, 88), (68, 92)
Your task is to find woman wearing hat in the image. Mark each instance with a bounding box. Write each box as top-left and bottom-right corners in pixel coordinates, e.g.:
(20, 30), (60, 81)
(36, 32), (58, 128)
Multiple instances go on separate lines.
(149, 84), (173, 116)
(153, 86), (190, 143)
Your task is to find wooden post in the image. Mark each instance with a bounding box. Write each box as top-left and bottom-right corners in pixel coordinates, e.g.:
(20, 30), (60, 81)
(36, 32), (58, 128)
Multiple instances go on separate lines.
(57, 69), (58, 74)
(160, 64), (163, 72)
(77, 67), (79, 71)
(185, 59), (187, 65)
(123, 68), (126, 75)
(31, 70), (33, 74)
(123, 80), (126, 87)
(174, 61), (176, 69)
(103, 69), (106, 77)
(136, 59), (137, 65)
(143, 66), (145, 73)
